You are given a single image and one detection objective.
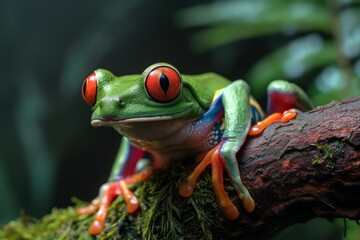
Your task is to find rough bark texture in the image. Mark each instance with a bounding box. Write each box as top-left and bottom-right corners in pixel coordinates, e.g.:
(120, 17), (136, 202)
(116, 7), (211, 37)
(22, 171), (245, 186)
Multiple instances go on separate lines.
(185, 96), (360, 239)
(1, 97), (359, 240)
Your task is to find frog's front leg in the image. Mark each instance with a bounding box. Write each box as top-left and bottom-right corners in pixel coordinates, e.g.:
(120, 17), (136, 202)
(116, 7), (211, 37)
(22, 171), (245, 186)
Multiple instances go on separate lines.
(217, 81), (255, 213)
(77, 138), (152, 235)
(179, 80), (255, 219)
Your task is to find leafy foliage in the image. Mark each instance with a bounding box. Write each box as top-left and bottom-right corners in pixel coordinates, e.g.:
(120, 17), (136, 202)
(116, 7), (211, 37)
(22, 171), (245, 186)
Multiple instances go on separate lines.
(175, 0), (360, 104)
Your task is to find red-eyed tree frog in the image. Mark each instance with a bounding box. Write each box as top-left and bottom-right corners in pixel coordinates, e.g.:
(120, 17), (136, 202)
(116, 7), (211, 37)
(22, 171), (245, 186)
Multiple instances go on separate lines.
(78, 63), (313, 235)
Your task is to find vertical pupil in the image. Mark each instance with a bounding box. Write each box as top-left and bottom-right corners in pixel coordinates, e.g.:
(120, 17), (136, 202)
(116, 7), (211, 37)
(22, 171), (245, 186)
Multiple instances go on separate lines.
(159, 72), (170, 94)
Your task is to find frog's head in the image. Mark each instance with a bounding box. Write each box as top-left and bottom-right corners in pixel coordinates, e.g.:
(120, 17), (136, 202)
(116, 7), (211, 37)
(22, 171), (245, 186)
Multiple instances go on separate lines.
(82, 63), (204, 127)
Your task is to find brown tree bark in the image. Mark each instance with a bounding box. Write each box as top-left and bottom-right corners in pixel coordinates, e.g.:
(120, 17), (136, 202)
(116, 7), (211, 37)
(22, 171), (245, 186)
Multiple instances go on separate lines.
(185, 96), (360, 239)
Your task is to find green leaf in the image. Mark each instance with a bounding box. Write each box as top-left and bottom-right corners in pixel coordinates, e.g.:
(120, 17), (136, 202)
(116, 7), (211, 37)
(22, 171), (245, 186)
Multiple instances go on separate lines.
(175, 0), (330, 51)
(340, 7), (360, 58)
(246, 35), (336, 97)
(175, 0), (328, 28)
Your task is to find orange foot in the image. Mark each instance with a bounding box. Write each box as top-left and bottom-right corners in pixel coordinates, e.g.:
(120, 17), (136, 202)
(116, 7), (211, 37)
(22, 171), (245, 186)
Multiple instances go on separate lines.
(77, 169), (152, 235)
(248, 110), (298, 136)
(179, 144), (251, 220)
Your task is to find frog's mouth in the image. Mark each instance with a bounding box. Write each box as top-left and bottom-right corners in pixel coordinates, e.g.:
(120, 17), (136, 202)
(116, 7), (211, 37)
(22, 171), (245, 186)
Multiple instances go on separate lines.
(90, 105), (198, 127)
(91, 115), (174, 127)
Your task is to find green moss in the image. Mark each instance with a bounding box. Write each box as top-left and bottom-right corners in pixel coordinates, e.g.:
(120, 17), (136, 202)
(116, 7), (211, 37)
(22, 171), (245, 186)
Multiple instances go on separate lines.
(0, 166), (226, 239)
(138, 167), (184, 240)
(312, 143), (334, 166)
(0, 205), (94, 240)
(311, 140), (345, 168)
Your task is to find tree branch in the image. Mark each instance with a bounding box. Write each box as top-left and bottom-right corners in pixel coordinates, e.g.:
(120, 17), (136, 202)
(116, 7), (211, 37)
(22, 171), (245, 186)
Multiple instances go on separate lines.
(201, 96), (360, 239)
(1, 97), (359, 239)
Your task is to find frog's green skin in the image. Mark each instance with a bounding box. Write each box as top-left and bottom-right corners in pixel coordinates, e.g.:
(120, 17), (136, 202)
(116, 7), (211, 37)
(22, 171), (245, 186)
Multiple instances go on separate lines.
(80, 62), (313, 235)
(91, 64), (231, 165)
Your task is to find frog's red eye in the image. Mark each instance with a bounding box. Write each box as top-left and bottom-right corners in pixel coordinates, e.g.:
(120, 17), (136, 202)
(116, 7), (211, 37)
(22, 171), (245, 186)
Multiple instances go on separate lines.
(82, 72), (97, 107)
(145, 66), (182, 102)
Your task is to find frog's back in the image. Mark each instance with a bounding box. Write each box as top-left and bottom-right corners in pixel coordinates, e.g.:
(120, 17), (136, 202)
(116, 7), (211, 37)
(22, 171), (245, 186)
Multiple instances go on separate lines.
(182, 72), (231, 109)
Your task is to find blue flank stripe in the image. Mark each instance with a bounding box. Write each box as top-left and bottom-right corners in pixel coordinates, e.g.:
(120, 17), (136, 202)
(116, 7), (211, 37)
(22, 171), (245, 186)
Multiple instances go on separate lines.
(250, 104), (263, 125)
(198, 90), (265, 148)
(200, 90), (264, 132)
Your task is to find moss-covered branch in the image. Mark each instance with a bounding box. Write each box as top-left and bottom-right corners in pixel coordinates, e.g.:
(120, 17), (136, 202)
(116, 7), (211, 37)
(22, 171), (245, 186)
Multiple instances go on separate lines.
(1, 97), (360, 240)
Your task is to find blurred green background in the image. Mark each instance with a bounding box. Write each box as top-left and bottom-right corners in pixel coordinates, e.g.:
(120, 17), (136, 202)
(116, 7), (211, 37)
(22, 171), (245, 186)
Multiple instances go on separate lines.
(0, 0), (359, 239)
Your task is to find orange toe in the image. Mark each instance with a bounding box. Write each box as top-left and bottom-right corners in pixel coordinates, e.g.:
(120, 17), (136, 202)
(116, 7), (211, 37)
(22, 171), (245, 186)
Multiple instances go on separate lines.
(242, 195), (255, 213)
(249, 113), (282, 136)
(77, 203), (98, 215)
(89, 220), (105, 235)
(178, 149), (213, 198)
(281, 110), (297, 122)
(178, 182), (194, 197)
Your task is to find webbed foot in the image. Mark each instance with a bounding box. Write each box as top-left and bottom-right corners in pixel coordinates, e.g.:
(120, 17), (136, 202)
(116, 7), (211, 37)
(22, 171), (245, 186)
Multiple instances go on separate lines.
(77, 169), (152, 235)
(179, 144), (255, 220)
(248, 109), (298, 136)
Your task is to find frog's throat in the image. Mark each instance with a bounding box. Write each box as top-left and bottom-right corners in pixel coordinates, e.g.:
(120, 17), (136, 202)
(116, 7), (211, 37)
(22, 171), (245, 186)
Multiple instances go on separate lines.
(91, 115), (173, 127)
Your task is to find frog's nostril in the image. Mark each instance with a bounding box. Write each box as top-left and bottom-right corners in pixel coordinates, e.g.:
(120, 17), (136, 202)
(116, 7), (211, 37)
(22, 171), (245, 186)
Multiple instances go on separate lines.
(119, 99), (125, 107)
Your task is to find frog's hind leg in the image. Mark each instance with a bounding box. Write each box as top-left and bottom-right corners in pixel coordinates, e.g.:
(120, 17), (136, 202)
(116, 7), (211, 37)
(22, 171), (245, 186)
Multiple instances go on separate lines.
(249, 80), (313, 136)
(266, 80), (313, 114)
